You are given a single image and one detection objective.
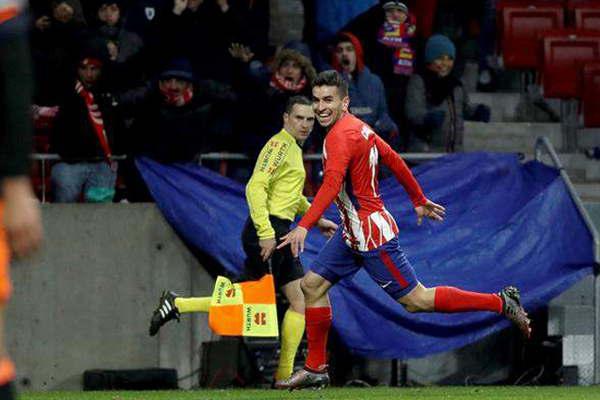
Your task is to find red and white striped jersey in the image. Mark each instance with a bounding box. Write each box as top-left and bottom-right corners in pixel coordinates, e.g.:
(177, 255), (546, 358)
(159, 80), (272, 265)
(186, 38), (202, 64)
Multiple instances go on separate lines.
(299, 113), (427, 251)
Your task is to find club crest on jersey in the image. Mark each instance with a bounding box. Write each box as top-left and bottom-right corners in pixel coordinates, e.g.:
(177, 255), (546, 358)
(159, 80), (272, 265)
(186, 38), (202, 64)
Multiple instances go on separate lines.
(144, 7), (155, 21)
(361, 125), (374, 140)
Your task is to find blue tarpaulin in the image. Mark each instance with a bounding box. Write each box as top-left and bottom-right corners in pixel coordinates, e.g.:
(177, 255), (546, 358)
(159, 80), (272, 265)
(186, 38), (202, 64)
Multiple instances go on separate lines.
(137, 152), (595, 359)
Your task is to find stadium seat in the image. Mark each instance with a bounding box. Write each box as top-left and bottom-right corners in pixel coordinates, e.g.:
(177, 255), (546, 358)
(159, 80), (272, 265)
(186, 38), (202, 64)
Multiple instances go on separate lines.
(501, 4), (565, 69)
(575, 7), (600, 30)
(542, 29), (600, 98)
(582, 61), (600, 126)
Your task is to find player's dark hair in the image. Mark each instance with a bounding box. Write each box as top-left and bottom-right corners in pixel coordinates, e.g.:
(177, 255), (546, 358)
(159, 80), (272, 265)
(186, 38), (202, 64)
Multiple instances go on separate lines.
(285, 95), (312, 114)
(313, 70), (349, 98)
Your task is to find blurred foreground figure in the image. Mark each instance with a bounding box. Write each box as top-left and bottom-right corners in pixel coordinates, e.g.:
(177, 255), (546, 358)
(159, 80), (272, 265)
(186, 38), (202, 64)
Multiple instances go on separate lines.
(0, 1), (43, 398)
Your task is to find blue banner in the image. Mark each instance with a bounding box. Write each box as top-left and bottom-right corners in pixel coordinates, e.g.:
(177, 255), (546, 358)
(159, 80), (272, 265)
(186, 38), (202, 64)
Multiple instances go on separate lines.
(137, 153), (595, 359)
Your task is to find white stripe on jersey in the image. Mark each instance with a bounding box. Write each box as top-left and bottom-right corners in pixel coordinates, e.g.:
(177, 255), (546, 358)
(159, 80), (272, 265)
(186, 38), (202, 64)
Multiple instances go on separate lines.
(370, 211), (396, 243)
(337, 184), (366, 250)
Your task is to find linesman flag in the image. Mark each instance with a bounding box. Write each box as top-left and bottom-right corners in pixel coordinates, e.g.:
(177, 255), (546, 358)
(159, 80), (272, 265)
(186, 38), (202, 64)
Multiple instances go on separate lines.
(208, 274), (278, 337)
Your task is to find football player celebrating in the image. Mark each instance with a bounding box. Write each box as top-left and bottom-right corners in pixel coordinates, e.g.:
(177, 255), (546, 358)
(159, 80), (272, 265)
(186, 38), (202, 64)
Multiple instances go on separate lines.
(277, 70), (531, 390)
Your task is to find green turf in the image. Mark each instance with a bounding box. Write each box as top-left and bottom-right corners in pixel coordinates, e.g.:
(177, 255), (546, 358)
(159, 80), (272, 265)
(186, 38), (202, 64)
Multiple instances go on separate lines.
(19, 386), (600, 400)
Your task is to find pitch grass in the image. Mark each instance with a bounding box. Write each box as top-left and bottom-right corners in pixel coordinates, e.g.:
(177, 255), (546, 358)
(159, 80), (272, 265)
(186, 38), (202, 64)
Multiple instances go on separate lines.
(19, 386), (600, 400)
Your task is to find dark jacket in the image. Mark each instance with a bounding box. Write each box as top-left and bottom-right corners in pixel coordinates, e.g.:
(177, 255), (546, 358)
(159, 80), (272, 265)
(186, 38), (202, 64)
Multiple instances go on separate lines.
(405, 71), (476, 152)
(50, 82), (118, 161)
(126, 88), (231, 163)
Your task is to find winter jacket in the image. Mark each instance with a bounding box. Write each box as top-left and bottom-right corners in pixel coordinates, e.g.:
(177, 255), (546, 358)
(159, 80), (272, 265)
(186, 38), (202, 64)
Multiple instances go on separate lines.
(127, 89), (231, 163)
(405, 72), (477, 152)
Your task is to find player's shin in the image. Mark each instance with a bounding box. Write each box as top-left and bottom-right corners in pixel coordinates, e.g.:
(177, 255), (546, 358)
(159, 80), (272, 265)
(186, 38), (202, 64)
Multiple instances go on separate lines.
(433, 286), (503, 313)
(275, 309), (305, 381)
(304, 306), (332, 372)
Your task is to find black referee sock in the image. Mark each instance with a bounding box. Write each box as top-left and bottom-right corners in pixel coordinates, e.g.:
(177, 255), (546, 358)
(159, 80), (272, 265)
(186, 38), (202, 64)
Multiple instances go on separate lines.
(0, 382), (15, 400)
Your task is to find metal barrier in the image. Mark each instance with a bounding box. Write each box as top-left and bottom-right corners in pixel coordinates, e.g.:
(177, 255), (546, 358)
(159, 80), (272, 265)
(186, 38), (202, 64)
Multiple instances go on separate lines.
(31, 154), (127, 203)
(33, 152), (445, 203)
(534, 136), (600, 384)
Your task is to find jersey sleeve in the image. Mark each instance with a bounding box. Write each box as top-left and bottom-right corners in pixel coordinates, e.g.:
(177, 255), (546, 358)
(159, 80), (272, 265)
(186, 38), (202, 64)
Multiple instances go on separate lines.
(245, 138), (290, 239)
(298, 129), (354, 230)
(375, 134), (427, 207)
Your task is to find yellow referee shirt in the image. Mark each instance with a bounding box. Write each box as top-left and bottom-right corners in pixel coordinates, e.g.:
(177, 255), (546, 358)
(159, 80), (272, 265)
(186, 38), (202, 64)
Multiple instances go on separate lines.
(246, 129), (311, 240)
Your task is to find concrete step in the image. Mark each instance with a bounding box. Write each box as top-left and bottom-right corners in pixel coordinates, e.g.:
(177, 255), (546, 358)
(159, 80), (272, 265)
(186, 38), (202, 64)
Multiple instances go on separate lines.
(548, 305), (594, 336)
(469, 92), (561, 123)
(527, 152), (599, 182)
(575, 183), (600, 202)
(464, 122), (562, 152)
(577, 129), (600, 149)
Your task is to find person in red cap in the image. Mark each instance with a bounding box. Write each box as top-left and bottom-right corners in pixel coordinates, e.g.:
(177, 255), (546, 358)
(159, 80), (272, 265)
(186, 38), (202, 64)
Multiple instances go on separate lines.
(50, 46), (121, 203)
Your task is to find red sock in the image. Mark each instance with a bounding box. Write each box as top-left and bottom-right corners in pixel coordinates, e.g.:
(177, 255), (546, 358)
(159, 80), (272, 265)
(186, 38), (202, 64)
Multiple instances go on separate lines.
(304, 306), (332, 372)
(434, 286), (502, 313)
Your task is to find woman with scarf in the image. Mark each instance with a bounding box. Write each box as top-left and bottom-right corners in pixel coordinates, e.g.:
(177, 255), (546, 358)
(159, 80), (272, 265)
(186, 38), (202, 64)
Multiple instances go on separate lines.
(405, 35), (491, 152)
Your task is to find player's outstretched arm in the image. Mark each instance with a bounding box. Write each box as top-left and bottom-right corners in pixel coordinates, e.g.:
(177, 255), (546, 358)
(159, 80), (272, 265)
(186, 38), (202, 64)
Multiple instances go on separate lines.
(415, 199), (446, 226)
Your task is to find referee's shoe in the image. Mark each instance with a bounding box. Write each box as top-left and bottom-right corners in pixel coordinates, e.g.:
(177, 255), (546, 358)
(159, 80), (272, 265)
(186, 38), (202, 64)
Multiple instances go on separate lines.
(149, 291), (180, 336)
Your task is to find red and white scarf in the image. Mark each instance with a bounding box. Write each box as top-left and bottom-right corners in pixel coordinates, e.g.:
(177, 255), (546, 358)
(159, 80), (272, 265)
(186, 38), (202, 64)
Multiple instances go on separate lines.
(75, 80), (112, 164)
(269, 72), (307, 93)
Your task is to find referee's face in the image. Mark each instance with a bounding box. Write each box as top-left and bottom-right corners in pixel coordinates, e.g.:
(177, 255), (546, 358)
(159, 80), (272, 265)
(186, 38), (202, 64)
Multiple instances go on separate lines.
(284, 104), (315, 143)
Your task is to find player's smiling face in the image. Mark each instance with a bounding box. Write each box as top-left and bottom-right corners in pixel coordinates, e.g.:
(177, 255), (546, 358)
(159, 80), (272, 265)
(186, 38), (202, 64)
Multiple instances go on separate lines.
(312, 85), (349, 128)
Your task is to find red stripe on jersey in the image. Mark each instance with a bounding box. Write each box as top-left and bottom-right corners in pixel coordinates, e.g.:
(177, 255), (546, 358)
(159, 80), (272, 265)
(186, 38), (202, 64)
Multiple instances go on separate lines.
(379, 250), (409, 289)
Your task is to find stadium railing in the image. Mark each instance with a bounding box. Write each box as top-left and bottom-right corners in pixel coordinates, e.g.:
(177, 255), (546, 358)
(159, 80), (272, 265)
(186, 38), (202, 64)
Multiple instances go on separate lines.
(535, 136), (600, 384)
(31, 152), (445, 203)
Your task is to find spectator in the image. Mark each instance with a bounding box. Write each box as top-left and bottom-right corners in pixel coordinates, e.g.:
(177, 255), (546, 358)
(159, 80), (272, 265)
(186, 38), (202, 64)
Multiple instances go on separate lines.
(32, 0), (88, 104)
(91, 0), (145, 88)
(120, 58), (234, 201)
(331, 32), (398, 146)
(94, 1), (143, 63)
(50, 49), (120, 203)
(377, 1), (416, 76)
(405, 35), (490, 152)
(230, 43), (317, 157)
(158, 0), (242, 83)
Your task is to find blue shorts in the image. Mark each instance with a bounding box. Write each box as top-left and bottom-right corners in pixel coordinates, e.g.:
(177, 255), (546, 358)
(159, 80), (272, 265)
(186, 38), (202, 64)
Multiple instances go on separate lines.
(311, 230), (418, 300)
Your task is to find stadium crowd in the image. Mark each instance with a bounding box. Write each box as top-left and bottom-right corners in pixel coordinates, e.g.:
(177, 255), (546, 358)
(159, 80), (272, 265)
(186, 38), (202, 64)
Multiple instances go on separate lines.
(28, 0), (494, 203)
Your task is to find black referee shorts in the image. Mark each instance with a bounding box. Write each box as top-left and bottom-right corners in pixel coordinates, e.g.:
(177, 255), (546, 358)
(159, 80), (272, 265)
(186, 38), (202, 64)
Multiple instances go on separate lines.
(240, 215), (304, 290)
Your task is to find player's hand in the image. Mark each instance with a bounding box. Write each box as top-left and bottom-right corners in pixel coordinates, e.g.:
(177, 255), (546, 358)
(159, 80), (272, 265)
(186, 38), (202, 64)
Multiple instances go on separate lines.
(277, 226), (307, 258)
(228, 43), (255, 63)
(173, 0), (188, 15)
(259, 238), (276, 261)
(317, 218), (337, 238)
(415, 199), (445, 226)
(2, 178), (43, 258)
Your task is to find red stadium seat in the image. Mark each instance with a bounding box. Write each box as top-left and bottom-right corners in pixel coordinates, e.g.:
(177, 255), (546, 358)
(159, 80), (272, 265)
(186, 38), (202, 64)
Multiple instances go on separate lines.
(502, 5), (565, 69)
(542, 29), (600, 98)
(575, 8), (600, 30)
(582, 61), (600, 126)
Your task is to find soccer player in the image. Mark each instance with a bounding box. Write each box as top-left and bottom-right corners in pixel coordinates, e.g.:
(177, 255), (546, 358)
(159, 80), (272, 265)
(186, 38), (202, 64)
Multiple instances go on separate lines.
(0, 1), (43, 398)
(149, 95), (337, 385)
(277, 70), (531, 389)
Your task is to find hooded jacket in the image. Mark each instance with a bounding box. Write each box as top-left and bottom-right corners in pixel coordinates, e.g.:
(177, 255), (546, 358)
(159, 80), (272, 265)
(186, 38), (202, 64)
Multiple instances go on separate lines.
(332, 32), (397, 139)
